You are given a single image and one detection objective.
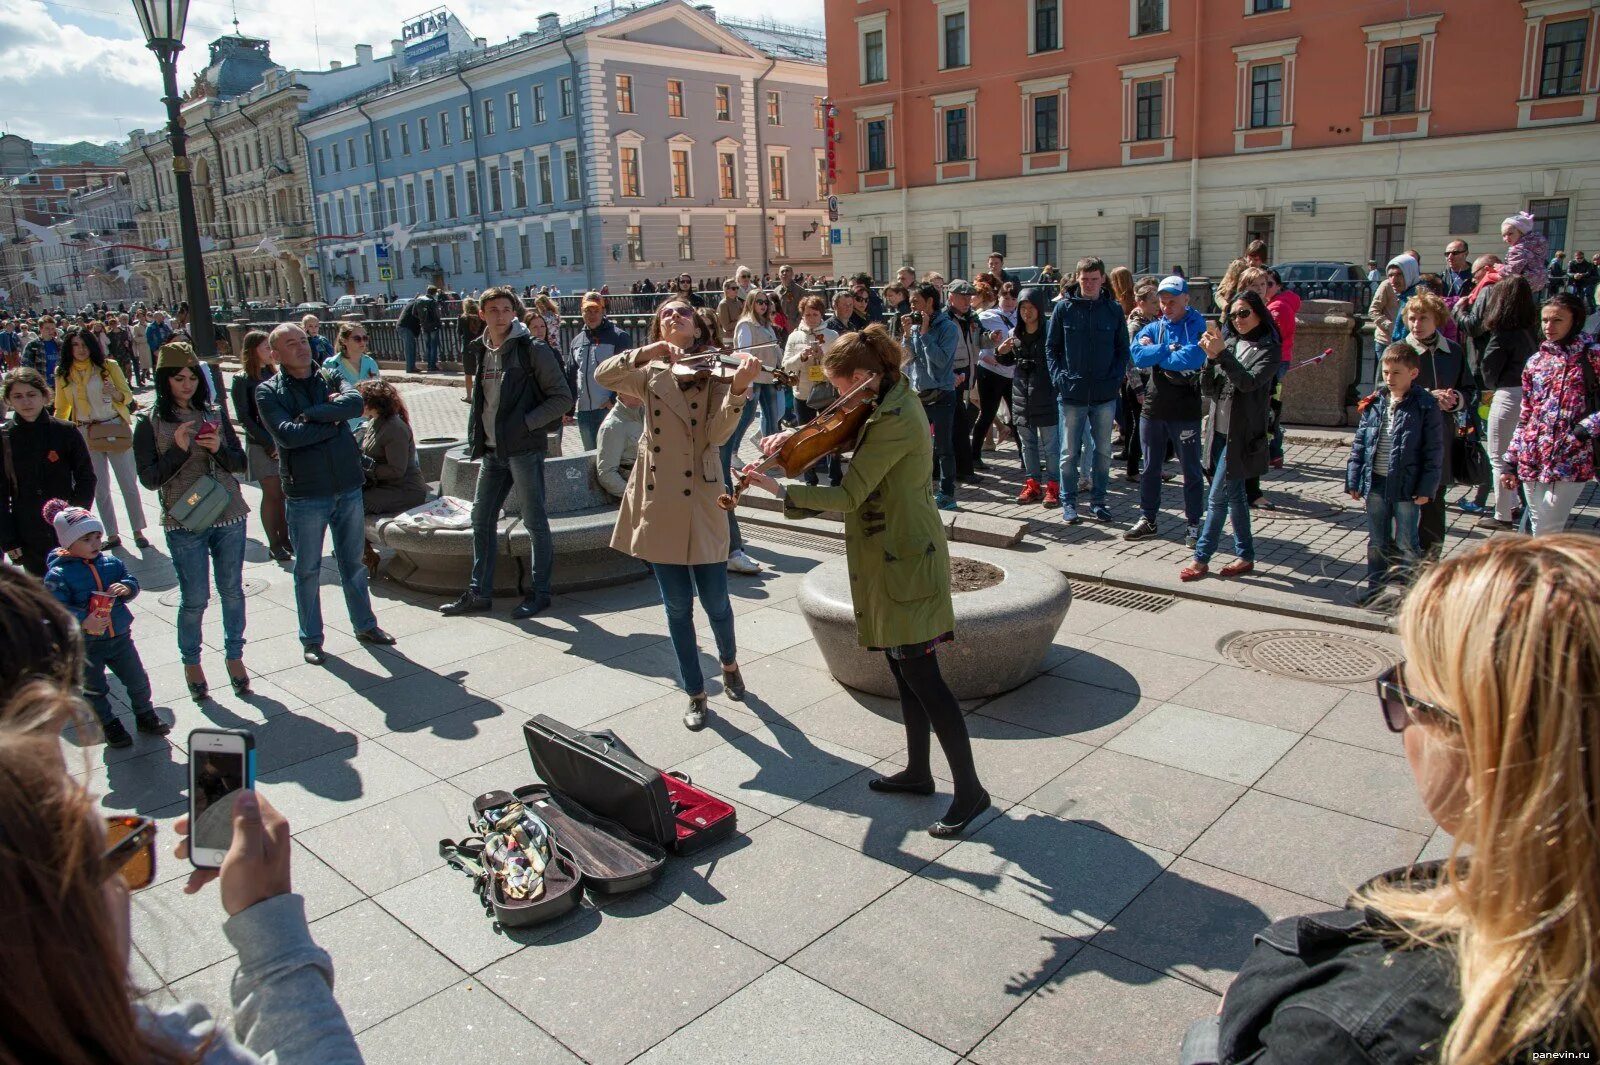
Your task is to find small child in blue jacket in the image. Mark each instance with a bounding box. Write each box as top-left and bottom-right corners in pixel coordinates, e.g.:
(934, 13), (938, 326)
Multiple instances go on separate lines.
(41, 499), (169, 747)
(1346, 345), (1444, 605)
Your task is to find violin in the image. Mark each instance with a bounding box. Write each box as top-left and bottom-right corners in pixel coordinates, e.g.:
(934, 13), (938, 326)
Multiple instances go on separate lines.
(666, 348), (796, 389)
(718, 373), (880, 511)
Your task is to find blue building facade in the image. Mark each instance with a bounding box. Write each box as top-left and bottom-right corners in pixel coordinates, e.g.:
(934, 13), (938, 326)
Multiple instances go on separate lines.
(299, 0), (829, 301)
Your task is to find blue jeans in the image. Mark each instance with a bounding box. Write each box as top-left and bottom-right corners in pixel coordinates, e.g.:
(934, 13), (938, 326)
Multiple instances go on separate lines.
(167, 519), (248, 665)
(1060, 399), (1116, 508)
(1140, 417), (1204, 523)
(926, 389), (958, 498)
(754, 383), (783, 439)
(286, 487), (377, 646)
(1016, 421), (1060, 483)
(575, 408), (608, 452)
(653, 562), (737, 695)
(470, 449), (553, 599)
(423, 330), (441, 372)
(1194, 441), (1254, 564)
(1365, 473), (1421, 589)
(401, 329), (420, 373)
(83, 631), (152, 726)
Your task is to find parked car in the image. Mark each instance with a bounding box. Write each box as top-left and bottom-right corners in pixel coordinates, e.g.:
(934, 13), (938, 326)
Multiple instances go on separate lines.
(294, 301), (331, 318)
(330, 293), (383, 316)
(1270, 261), (1369, 303)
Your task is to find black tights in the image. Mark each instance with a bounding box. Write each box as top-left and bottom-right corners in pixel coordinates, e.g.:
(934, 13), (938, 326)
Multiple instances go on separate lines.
(887, 652), (983, 809)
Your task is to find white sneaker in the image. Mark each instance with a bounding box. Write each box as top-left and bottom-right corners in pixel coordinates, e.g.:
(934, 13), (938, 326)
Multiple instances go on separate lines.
(727, 550), (762, 575)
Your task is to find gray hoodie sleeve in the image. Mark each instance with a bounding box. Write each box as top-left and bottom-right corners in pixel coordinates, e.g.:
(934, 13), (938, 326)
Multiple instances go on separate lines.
(138, 893), (360, 1065)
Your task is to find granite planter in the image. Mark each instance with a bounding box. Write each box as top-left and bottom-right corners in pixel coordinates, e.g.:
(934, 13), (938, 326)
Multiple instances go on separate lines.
(797, 543), (1072, 700)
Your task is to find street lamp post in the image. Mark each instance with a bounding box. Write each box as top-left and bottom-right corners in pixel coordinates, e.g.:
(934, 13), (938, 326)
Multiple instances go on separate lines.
(131, 0), (218, 359)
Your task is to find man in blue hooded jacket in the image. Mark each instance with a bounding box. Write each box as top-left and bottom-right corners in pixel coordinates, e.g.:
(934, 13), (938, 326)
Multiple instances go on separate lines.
(1125, 275), (1209, 544)
(1045, 257), (1129, 523)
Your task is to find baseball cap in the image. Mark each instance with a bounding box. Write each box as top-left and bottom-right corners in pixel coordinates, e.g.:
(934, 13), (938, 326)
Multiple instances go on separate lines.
(1156, 275), (1188, 296)
(947, 279), (977, 295)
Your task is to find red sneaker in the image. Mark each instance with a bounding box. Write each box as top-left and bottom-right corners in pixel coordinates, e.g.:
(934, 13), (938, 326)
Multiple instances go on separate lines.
(1016, 478), (1043, 504)
(1043, 480), (1061, 506)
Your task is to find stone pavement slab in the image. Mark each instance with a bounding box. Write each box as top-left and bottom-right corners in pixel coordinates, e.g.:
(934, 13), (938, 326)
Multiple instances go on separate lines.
(103, 448), (1466, 1063)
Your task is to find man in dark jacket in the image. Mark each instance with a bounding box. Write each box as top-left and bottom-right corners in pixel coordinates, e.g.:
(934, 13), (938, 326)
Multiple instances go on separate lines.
(568, 294), (630, 451)
(1045, 257), (1129, 523)
(258, 323), (395, 663)
(443, 286), (573, 620)
(22, 317), (62, 376)
(417, 286), (444, 372)
(1126, 275), (1208, 544)
(0, 366), (96, 575)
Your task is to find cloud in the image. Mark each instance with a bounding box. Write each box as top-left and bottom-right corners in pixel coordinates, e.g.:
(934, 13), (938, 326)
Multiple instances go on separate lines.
(1, 0), (825, 145)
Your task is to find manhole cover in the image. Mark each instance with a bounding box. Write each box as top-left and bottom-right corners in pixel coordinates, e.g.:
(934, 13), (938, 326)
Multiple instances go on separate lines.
(1219, 629), (1398, 685)
(158, 578), (270, 608)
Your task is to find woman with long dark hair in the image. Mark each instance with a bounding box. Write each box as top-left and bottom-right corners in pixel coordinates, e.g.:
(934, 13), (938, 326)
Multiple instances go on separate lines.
(0, 367), (96, 576)
(740, 325), (990, 837)
(54, 326), (148, 550)
(133, 342), (251, 700)
(232, 329), (291, 561)
(1455, 272), (1539, 530)
(595, 298), (762, 730)
(1181, 290), (1279, 582)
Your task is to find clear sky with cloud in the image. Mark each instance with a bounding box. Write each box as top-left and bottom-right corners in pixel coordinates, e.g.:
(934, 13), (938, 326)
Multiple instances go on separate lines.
(0, 0), (825, 145)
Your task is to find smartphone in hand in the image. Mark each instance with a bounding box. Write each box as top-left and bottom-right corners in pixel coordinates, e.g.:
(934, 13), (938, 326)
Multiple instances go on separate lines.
(188, 728), (256, 868)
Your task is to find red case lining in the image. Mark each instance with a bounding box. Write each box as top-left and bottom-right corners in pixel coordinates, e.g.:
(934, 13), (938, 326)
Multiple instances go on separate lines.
(664, 774), (734, 844)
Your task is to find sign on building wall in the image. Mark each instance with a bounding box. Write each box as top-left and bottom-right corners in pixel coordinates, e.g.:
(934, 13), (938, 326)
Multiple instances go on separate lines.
(402, 8), (453, 66)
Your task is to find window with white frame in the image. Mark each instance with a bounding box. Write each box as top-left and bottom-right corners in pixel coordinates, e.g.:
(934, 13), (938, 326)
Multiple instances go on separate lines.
(559, 77), (573, 117)
(625, 224), (643, 262)
(1539, 19), (1588, 97)
(716, 85), (732, 120)
(1132, 219), (1160, 273)
(814, 96), (826, 129)
(533, 84), (547, 122)
(671, 148), (692, 198)
(940, 2), (969, 68)
(511, 159), (527, 209)
(1529, 198), (1570, 252)
(767, 91), (782, 125)
(1033, 226), (1058, 269)
(866, 118), (888, 170)
(1245, 214), (1274, 258)
(678, 224), (693, 260)
(870, 236), (889, 281)
(564, 149), (580, 200)
(483, 99), (496, 135)
(419, 117), (431, 151)
(441, 111), (452, 145)
(767, 151), (788, 199)
(1135, 81), (1163, 139)
(461, 104), (473, 139)
(718, 150), (738, 198)
(1250, 63), (1284, 126)
(423, 179), (436, 222)
(1379, 44), (1419, 113)
(444, 173), (458, 218)
(725, 222), (738, 259)
(815, 153), (828, 199)
(545, 228), (557, 267)
(1133, 0), (1167, 35)
(1020, 75), (1071, 160)
(1032, 0), (1061, 52)
(1250, 0), (1286, 12)
(618, 138), (642, 197)
(946, 230), (969, 280)
(668, 80), (685, 119)
(404, 182), (417, 224)
(488, 164), (503, 212)
(1371, 207), (1407, 264)
(571, 221), (584, 264)
(537, 155), (553, 204)
(465, 171), (478, 214)
(508, 92), (521, 129)
(1361, 16), (1439, 137)
(1033, 95), (1060, 149)
(616, 75), (634, 113)
(772, 221), (787, 258)
(400, 122), (411, 154)
(860, 19), (887, 85)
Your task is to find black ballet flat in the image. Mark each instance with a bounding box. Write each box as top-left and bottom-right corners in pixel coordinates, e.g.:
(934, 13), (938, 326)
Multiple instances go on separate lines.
(868, 774), (936, 796)
(929, 790), (992, 838)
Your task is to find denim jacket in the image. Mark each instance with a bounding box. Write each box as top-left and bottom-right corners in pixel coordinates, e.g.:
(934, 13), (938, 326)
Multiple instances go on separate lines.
(906, 310), (959, 393)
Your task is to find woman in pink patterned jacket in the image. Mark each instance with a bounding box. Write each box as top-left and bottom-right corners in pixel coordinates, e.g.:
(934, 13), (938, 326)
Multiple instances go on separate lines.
(1503, 292), (1600, 535)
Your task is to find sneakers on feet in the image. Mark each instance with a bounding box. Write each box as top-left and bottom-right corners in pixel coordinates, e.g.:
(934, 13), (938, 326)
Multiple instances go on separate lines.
(936, 494), (959, 512)
(134, 710), (171, 735)
(683, 694), (710, 731)
(1091, 504), (1112, 523)
(1185, 523), (1200, 547)
(726, 550), (762, 575)
(1061, 503), (1080, 524)
(102, 718), (133, 748)
(1124, 517), (1158, 541)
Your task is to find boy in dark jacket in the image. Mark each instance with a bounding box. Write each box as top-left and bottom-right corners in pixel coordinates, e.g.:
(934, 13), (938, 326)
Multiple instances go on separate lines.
(41, 500), (169, 747)
(1346, 345), (1444, 604)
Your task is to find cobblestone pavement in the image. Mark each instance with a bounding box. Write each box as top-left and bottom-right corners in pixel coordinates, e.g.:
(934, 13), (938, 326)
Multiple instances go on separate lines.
(395, 377), (1599, 613)
(91, 455), (1442, 1062)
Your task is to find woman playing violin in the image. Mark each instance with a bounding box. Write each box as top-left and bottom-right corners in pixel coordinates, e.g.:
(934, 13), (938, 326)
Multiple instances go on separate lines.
(737, 324), (990, 837)
(595, 299), (763, 731)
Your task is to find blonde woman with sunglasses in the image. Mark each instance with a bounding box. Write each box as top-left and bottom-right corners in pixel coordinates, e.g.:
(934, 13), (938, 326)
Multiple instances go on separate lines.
(323, 322), (380, 432)
(1197, 535), (1598, 1064)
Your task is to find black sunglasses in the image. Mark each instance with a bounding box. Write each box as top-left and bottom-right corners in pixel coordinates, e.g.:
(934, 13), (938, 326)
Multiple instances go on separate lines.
(1375, 663), (1455, 733)
(1228, 309), (1253, 320)
(102, 814), (157, 890)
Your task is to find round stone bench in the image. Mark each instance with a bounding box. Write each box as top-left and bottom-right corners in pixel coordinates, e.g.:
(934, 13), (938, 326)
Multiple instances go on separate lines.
(797, 543), (1072, 700)
(374, 444), (648, 596)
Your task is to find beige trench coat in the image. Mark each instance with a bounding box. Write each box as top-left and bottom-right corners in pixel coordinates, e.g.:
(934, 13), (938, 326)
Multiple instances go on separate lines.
(595, 350), (749, 565)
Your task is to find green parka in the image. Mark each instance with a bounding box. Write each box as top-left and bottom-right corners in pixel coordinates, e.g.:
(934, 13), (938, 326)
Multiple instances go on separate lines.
(784, 377), (955, 649)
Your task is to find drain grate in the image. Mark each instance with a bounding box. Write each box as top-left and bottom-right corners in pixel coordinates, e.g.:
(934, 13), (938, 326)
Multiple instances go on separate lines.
(158, 578), (269, 608)
(744, 527), (847, 556)
(1220, 629), (1398, 685)
(1069, 581), (1175, 613)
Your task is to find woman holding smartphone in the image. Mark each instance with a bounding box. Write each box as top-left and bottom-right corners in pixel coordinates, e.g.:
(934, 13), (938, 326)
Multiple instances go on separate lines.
(595, 298), (762, 731)
(133, 342), (252, 701)
(738, 325), (990, 837)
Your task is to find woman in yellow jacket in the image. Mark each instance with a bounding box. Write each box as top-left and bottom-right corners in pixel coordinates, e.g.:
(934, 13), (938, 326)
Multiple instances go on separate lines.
(54, 326), (149, 549)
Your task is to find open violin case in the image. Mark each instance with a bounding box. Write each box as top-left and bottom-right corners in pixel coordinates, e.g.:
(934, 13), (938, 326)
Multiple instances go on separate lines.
(523, 714), (738, 856)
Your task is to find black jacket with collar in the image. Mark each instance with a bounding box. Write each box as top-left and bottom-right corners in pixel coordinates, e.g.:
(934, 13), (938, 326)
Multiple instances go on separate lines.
(1184, 862), (1596, 1065)
(466, 329), (573, 459)
(254, 367), (365, 499)
(0, 413), (96, 555)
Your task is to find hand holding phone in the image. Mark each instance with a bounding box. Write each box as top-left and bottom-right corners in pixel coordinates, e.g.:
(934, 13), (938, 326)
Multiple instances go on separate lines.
(187, 728), (256, 870)
(176, 789), (294, 915)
